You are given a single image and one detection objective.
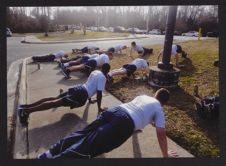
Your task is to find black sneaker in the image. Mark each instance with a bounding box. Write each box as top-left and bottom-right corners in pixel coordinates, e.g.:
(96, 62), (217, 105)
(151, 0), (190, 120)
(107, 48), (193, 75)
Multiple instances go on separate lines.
(18, 108), (29, 126)
(32, 56), (37, 62)
(18, 104), (28, 109)
(62, 68), (71, 79)
(150, 49), (153, 54)
(37, 153), (48, 159)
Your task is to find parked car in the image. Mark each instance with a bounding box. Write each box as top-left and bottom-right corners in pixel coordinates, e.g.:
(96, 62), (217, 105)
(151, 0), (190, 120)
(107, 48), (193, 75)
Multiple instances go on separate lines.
(126, 28), (134, 33)
(6, 28), (12, 37)
(134, 28), (144, 34)
(174, 31), (182, 36)
(207, 31), (218, 37)
(182, 31), (199, 37)
(149, 29), (161, 35)
(114, 26), (126, 33)
(90, 26), (98, 31)
(108, 27), (114, 32)
(99, 26), (108, 32)
(162, 30), (182, 36)
(139, 29), (147, 34)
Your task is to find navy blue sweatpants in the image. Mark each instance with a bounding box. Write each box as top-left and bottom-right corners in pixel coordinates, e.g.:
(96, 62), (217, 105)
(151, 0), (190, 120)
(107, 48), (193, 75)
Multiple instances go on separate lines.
(47, 106), (135, 158)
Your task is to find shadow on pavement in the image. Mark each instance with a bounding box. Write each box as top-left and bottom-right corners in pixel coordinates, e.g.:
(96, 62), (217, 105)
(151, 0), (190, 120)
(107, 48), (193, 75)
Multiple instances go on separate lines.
(57, 77), (82, 87)
(28, 113), (88, 155)
(57, 73), (87, 86)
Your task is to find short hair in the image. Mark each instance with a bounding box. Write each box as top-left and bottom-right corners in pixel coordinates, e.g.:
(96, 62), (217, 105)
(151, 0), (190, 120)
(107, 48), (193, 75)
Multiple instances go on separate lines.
(102, 63), (111, 73)
(131, 41), (136, 45)
(176, 45), (182, 53)
(155, 88), (170, 104)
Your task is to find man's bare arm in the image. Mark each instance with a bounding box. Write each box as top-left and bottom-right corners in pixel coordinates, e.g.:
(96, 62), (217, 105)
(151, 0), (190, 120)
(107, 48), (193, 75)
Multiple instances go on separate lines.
(156, 127), (168, 157)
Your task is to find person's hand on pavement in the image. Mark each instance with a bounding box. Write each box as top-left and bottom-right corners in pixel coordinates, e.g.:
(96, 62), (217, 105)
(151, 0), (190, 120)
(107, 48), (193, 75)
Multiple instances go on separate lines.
(98, 107), (108, 115)
(99, 107), (108, 112)
(88, 98), (97, 104)
(168, 150), (179, 158)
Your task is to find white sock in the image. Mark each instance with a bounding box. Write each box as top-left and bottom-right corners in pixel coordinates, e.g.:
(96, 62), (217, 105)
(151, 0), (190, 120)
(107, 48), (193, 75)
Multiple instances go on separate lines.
(64, 63), (69, 67)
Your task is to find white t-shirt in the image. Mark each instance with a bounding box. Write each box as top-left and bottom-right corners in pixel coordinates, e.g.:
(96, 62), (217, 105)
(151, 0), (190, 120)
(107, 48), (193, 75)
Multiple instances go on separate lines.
(83, 70), (106, 98)
(133, 44), (144, 53)
(160, 44), (178, 56)
(114, 44), (125, 52)
(52, 50), (65, 58)
(87, 45), (98, 50)
(88, 53), (99, 59)
(131, 58), (149, 70)
(94, 53), (110, 66)
(120, 95), (165, 130)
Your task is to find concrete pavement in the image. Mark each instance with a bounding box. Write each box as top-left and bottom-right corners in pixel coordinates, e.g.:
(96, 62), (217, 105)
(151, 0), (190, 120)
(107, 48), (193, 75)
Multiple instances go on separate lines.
(10, 57), (193, 159)
(22, 34), (148, 44)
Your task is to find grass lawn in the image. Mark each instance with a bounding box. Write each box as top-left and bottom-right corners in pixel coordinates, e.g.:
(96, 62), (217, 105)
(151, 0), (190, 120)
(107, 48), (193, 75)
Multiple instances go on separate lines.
(35, 31), (129, 41)
(105, 39), (219, 157)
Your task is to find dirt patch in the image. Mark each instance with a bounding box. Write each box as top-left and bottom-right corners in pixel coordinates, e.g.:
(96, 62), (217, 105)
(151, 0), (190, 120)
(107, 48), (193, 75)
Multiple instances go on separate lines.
(106, 39), (219, 157)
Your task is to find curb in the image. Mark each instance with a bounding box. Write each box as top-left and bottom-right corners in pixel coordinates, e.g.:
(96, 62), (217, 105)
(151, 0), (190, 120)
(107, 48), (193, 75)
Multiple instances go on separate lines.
(21, 36), (148, 44)
(7, 59), (23, 158)
(13, 57), (29, 159)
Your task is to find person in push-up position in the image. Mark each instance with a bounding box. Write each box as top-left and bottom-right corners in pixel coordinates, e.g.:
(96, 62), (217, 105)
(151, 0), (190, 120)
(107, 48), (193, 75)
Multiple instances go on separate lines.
(107, 58), (149, 82)
(61, 52), (113, 79)
(18, 63), (111, 127)
(32, 50), (69, 63)
(107, 44), (127, 54)
(72, 45), (100, 54)
(37, 88), (178, 159)
(157, 44), (188, 67)
(59, 53), (99, 69)
(130, 41), (153, 57)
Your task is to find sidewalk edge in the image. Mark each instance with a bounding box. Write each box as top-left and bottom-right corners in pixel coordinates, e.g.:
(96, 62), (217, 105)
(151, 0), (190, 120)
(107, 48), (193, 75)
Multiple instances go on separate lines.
(13, 57), (29, 159)
(21, 36), (148, 44)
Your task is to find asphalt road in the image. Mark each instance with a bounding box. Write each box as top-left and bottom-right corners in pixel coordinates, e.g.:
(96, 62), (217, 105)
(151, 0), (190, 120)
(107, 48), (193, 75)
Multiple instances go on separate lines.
(7, 35), (200, 71)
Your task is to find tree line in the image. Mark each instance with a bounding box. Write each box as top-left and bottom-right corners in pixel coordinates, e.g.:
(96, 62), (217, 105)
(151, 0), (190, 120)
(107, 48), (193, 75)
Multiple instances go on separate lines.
(6, 6), (218, 35)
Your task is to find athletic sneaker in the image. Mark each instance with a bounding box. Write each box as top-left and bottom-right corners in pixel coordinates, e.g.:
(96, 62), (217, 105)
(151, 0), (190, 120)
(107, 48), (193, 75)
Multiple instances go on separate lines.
(37, 153), (47, 159)
(60, 62), (65, 69)
(150, 48), (153, 54)
(32, 56), (37, 62)
(57, 61), (61, 67)
(62, 67), (71, 79)
(18, 108), (29, 126)
(37, 150), (54, 159)
(18, 104), (28, 108)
